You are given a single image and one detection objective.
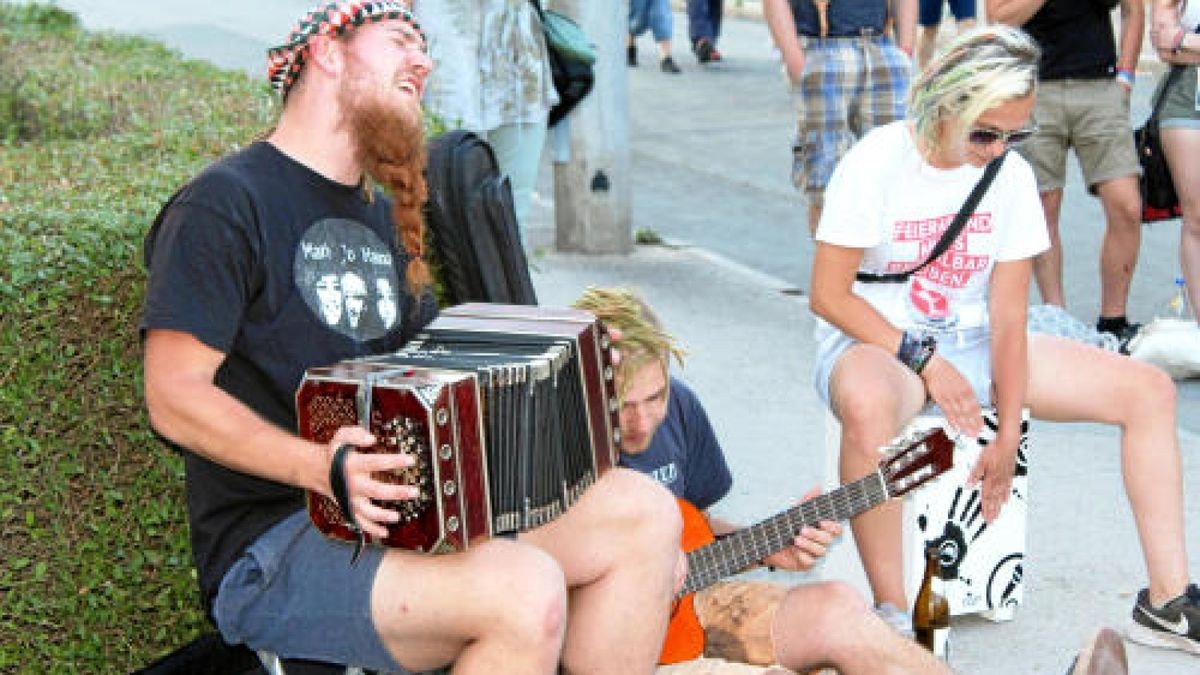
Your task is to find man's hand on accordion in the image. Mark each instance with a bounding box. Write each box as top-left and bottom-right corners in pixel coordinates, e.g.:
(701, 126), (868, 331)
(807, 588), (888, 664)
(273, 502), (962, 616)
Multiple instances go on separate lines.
(324, 426), (420, 540)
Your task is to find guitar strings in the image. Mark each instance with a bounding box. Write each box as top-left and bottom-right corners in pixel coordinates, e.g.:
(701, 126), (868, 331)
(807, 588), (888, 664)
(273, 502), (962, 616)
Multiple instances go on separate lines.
(682, 471), (887, 595)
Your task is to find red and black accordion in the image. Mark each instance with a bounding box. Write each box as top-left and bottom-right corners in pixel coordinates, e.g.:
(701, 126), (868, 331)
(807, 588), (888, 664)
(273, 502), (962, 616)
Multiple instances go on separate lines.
(297, 304), (621, 554)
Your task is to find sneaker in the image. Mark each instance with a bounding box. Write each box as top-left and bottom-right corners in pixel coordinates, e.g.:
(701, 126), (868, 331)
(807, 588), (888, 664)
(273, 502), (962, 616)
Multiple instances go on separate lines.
(694, 37), (715, 63)
(875, 602), (915, 639)
(1096, 321), (1142, 355)
(1069, 627), (1128, 675)
(627, 44), (637, 67)
(660, 56), (681, 74)
(1127, 583), (1200, 655)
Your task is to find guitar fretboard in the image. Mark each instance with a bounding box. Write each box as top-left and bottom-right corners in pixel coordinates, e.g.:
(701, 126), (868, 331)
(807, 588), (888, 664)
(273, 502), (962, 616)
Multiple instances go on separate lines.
(679, 470), (888, 597)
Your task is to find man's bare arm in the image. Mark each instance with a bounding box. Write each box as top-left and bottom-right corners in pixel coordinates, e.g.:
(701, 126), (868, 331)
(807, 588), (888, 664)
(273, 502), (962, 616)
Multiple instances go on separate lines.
(1117, 0), (1145, 74)
(987, 0), (1048, 27)
(764, 0), (807, 83)
(143, 328), (415, 537)
(893, 0), (919, 56)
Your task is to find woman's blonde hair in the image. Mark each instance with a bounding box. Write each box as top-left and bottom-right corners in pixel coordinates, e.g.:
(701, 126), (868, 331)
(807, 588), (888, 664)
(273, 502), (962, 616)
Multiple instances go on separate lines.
(572, 287), (686, 400)
(908, 25), (1041, 154)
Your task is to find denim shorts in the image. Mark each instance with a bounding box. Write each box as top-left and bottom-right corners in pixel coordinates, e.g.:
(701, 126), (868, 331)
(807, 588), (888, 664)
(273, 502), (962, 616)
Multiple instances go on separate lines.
(919, 0), (977, 27)
(814, 325), (994, 412)
(629, 0), (673, 41)
(212, 510), (412, 673)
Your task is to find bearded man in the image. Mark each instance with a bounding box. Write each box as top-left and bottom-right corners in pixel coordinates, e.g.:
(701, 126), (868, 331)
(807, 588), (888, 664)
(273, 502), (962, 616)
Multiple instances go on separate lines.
(140, 3), (681, 673)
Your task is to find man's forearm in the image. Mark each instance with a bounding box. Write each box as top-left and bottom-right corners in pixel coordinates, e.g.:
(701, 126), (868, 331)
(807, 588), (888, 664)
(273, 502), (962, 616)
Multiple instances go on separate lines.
(987, 0), (1048, 27)
(893, 0), (918, 54)
(1117, 0), (1145, 72)
(764, 0), (806, 79)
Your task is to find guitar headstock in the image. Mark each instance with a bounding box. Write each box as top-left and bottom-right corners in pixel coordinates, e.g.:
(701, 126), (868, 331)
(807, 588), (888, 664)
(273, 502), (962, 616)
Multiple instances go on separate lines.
(879, 427), (955, 498)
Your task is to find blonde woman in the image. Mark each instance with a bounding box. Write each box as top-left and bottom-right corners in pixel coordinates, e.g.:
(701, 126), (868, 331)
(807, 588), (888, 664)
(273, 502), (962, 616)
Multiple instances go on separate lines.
(1151, 0), (1200, 322)
(809, 26), (1200, 654)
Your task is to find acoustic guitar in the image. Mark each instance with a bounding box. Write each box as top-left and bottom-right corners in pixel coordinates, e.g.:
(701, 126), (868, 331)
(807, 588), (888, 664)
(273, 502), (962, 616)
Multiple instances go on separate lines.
(659, 427), (956, 664)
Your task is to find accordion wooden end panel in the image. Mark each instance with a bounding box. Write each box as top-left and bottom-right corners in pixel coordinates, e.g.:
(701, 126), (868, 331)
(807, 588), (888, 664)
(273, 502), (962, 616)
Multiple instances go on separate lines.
(298, 362), (489, 554)
(297, 304), (621, 555)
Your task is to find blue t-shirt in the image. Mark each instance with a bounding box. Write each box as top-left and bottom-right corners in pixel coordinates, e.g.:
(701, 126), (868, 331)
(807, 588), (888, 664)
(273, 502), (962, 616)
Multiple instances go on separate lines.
(619, 377), (733, 510)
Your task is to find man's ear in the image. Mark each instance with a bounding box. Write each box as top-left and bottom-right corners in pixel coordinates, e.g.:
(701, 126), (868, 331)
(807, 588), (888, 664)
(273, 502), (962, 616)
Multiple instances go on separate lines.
(306, 34), (344, 77)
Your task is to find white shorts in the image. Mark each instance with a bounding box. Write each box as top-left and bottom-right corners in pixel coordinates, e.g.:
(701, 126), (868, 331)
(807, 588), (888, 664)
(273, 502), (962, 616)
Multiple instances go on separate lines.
(813, 325), (994, 413)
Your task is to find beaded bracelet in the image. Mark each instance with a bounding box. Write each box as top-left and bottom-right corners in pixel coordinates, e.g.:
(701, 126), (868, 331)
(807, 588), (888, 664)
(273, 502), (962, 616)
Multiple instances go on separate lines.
(1115, 68), (1135, 88)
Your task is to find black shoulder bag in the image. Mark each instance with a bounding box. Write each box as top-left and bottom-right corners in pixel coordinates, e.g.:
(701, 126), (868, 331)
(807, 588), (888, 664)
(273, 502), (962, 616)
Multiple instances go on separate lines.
(529, 0), (595, 127)
(856, 152), (1007, 284)
(1135, 65), (1185, 223)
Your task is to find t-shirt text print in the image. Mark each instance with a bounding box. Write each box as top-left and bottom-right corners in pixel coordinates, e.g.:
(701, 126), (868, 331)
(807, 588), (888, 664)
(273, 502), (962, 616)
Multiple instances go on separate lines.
(295, 217), (403, 341)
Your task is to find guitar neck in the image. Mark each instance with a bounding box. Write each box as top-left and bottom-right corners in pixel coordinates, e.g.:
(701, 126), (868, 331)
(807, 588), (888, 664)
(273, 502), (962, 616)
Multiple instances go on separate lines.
(679, 470), (888, 597)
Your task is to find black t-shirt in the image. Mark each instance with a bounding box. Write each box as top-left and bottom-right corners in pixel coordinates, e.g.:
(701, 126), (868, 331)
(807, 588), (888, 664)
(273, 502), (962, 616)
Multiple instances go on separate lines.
(1024, 0), (1119, 80)
(141, 141), (437, 606)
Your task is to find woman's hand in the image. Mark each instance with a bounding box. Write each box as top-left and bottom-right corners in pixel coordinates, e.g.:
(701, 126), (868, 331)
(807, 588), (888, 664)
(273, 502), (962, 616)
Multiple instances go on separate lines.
(966, 429), (1020, 522)
(919, 355), (984, 437)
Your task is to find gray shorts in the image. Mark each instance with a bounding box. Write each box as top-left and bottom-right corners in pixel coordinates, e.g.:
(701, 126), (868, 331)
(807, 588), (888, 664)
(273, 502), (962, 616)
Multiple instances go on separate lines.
(814, 326), (994, 412)
(212, 510), (412, 673)
(1160, 65), (1200, 129)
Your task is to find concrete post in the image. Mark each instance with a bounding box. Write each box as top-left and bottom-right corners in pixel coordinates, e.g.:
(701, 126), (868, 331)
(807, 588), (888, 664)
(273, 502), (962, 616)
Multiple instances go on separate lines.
(549, 0), (633, 254)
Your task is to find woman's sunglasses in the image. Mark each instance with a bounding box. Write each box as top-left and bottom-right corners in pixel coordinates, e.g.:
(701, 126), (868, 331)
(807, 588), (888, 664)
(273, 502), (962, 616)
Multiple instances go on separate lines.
(967, 124), (1038, 147)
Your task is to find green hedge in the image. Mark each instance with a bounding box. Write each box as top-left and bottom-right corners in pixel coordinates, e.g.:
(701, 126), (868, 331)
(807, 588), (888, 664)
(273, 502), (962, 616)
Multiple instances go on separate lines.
(0, 4), (275, 670)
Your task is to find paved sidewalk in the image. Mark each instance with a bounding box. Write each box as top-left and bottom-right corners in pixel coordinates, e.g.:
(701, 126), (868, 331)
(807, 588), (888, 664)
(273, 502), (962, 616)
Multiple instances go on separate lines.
(40, 2), (1200, 672)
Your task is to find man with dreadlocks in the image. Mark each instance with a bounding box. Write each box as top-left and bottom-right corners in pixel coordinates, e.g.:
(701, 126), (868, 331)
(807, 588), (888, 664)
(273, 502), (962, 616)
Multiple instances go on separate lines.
(140, 3), (681, 673)
(573, 287), (952, 675)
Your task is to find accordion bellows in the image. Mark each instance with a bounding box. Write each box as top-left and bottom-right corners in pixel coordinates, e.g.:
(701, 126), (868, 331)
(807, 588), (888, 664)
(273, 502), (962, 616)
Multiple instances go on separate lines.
(297, 303), (620, 554)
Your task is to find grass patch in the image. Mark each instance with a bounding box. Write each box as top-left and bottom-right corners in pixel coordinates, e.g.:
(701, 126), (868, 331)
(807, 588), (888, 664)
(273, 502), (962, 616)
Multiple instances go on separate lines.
(0, 3), (275, 670)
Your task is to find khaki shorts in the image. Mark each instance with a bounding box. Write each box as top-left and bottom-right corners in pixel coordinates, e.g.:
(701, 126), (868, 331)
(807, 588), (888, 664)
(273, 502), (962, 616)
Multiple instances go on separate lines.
(1016, 78), (1140, 191)
(1160, 65), (1200, 129)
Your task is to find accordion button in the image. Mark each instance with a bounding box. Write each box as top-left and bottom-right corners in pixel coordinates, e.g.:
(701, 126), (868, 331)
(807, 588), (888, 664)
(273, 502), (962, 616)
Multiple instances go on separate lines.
(447, 516), (459, 532)
(436, 408), (449, 426)
(439, 444), (453, 460)
(604, 366), (613, 381)
(443, 480), (457, 496)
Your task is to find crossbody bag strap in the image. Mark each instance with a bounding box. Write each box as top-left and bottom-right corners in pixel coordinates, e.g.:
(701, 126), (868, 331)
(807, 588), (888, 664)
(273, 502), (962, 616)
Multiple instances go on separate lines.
(856, 152), (1007, 284)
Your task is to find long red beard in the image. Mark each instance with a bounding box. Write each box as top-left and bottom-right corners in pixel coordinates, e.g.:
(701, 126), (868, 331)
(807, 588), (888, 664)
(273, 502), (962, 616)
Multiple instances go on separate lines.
(345, 92), (431, 296)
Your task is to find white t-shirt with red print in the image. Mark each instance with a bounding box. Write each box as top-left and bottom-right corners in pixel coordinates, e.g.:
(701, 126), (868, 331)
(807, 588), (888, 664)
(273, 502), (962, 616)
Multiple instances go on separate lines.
(814, 121), (1049, 340)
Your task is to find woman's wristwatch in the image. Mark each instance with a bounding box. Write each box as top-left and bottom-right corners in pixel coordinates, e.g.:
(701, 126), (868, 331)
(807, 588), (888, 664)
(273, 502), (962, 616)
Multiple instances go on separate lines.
(897, 330), (937, 374)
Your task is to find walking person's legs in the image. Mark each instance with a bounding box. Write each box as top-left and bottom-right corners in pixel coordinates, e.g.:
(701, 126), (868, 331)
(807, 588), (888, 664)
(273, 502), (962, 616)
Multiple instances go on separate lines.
(1162, 126), (1200, 320)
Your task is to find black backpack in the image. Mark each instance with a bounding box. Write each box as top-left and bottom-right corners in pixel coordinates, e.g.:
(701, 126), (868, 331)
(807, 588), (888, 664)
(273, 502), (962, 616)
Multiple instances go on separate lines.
(424, 130), (538, 306)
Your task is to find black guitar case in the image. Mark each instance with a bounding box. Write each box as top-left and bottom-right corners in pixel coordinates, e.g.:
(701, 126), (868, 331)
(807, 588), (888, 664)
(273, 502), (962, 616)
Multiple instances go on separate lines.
(424, 130), (538, 306)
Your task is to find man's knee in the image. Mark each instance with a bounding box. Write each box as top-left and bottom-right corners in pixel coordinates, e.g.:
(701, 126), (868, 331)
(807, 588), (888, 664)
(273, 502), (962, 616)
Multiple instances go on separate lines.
(464, 543), (568, 643)
(782, 581), (870, 625)
(1097, 176), (1143, 229)
(597, 468), (682, 541)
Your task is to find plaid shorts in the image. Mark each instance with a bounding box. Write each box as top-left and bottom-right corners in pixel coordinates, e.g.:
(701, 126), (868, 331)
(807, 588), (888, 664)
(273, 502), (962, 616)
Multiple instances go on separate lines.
(791, 35), (911, 202)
